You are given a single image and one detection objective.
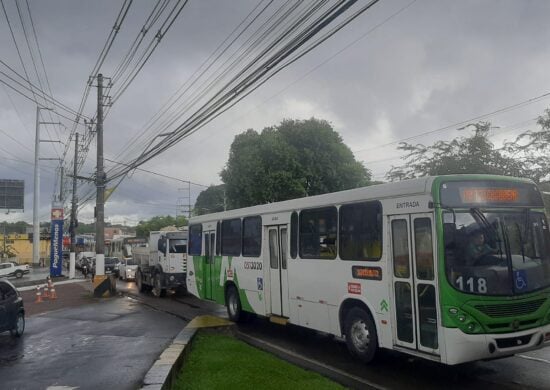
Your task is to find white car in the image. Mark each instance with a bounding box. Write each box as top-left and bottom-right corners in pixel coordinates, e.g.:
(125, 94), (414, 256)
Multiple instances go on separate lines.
(118, 258), (138, 281)
(0, 263), (30, 279)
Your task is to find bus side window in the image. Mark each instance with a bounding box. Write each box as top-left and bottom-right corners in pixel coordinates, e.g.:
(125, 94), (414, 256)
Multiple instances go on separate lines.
(290, 211), (298, 259)
(189, 224), (203, 255)
(216, 221), (221, 255)
(222, 218), (241, 256)
(339, 201), (382, 261)
(299, 207), (337, 259)
(242, 216), (261, 257)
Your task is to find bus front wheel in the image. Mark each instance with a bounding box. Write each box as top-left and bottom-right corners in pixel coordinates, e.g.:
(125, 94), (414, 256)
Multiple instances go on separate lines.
(344, 307), (378, 363)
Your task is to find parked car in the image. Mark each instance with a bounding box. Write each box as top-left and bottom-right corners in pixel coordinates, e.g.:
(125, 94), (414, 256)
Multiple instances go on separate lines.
(0, 262), (30, 279)
(0, 280), (25, 337)
(118, 258), (138, 281)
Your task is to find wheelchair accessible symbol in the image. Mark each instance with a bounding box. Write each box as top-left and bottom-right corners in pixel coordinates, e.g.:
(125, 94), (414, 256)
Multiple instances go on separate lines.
(514, 270), (528, 291)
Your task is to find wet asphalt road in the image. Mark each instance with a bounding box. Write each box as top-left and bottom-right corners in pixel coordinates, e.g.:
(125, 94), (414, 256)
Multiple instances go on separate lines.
(0, 297), (185, 390)
(2, 279), (548, 390)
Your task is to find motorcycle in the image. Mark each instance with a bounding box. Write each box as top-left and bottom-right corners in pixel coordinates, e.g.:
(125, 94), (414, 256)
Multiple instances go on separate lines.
(82, 263), (89, 279)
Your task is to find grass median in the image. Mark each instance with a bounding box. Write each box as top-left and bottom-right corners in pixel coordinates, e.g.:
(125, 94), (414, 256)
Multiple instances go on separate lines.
(173, 332), (344, 390)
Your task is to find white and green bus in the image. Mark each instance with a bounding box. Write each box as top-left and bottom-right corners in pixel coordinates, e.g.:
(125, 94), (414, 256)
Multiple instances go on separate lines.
(186, 175), (550, 365)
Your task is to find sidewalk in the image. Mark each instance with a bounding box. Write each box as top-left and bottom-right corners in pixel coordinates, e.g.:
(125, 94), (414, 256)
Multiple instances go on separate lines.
(8, 266), (69, 288)
(20, 280), (96, 316)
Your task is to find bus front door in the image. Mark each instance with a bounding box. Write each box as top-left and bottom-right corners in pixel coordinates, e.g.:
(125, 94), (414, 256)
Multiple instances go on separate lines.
(204, 231), (216, 300)
(267, 225), (289, 317)
(390, 214), (439, 355)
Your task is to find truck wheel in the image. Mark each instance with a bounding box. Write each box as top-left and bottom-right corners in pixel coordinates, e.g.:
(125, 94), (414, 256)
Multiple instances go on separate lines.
(10, 312), (25, 337)
(344, 307), (378, 363)
(226, 285), (246, 322)
(152, 273), (166, 298)
(136, 270), (146, 292)
(15, 270), (23, 279)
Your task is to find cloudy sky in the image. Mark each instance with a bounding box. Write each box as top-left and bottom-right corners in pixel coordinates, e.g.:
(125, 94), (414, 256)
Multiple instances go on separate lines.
(1, 0), (549, 226)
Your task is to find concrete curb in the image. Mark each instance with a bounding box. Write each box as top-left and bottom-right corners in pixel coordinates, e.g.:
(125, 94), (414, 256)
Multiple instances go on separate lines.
(141, 323), (198, 390)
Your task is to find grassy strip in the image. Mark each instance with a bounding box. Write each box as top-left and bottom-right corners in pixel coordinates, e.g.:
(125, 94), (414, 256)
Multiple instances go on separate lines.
(173, 332), (344, 390)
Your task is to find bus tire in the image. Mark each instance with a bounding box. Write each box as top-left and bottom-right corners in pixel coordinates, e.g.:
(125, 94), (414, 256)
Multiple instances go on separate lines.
(152, 272), (166, 298)
(226, 285), (244, 322)
(344, 307), (378, 363)
(136, 270), (146, 292)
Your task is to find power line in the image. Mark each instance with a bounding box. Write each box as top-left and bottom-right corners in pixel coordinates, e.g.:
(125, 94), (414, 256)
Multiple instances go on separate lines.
(108, 0), (382, 183)
(353, 91), (550, 154)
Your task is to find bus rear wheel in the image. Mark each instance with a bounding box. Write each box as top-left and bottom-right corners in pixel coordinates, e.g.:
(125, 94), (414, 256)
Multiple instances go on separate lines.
(344, 307), (378, 363)
(226, 285), (244, 322)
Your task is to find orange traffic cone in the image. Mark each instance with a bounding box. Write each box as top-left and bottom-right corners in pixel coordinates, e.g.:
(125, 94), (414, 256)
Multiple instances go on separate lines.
(49, 281), (57, 300)
(43, 284), (50, 299)
(35, 285), (43, 303)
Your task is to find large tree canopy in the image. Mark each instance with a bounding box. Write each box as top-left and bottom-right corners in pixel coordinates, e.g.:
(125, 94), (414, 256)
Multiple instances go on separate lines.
(386, 122), (530, 182)
(135, 215), (187, 238)
(221, 118), (370, 209)
(194, 184), (226, 215)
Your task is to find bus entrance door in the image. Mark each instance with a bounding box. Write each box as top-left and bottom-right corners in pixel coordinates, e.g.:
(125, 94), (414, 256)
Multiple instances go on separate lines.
(267, 225), (289, 317)
(390, 214), (439, 356)
(204, 231), (216, 300)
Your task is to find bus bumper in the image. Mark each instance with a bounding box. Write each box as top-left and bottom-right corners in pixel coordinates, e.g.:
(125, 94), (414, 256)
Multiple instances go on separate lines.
(442, 324), (550, 365)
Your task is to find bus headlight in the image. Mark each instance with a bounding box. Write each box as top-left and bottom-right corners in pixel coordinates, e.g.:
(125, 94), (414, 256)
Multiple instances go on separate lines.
(446, 306), (482, 334)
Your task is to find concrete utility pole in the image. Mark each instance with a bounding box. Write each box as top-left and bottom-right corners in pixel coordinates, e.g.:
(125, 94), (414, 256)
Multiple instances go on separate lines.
(69, 132), (78, 279)
(59, 166), (64, 202)
(95, 74), (105, 278)
(32, 107), (41, 266)
(33, 106), (61, 267)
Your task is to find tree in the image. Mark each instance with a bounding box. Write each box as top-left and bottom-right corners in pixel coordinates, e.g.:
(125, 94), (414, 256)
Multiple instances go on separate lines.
(194, 184), (226, 215)
(135, 215), (188, 238)
(502, 108), (550, 183)
(386, 122), (528, 181)
(221, 118), (371, 208)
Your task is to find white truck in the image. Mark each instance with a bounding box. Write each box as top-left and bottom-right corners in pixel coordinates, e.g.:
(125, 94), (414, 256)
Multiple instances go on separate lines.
(133, 230), (187, 297)
(0, 262), (30, 279)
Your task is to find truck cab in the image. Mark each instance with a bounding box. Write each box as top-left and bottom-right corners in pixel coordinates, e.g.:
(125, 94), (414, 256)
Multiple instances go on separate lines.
(134, 230), (187, 297)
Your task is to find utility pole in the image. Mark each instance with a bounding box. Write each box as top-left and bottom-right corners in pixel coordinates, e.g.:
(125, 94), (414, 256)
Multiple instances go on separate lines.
(32, 107), (40, 267)
(95, 74), (105, 280)
(33, 106), (57, 267)
(59, 166), (64, 202)
(69, 132), (79, 279)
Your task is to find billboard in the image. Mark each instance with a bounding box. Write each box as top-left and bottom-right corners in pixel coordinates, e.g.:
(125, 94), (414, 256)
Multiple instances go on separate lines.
(50, 204), (64, 277)
(0, 180), (24, 211)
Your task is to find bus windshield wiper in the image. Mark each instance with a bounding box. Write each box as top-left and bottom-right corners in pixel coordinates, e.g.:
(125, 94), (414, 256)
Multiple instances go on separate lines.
(470, 208), (498, 244)
(499, 218), (515, 292)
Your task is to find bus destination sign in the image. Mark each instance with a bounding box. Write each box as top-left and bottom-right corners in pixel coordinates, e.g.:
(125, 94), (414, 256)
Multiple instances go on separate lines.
(460, 188), (519, 204)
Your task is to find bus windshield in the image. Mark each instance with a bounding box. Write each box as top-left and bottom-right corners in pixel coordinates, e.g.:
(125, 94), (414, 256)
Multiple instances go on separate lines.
(443, 209), (550, 295)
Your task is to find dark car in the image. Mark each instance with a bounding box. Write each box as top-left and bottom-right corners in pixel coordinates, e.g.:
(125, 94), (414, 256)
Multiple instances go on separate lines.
(93, 257), (120, 277)
(0, 280), (25, 337)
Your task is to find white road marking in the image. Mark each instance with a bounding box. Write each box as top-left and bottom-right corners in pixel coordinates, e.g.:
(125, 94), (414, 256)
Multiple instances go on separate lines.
(517, 354), (550, 365)
(46, 386), (79, 389)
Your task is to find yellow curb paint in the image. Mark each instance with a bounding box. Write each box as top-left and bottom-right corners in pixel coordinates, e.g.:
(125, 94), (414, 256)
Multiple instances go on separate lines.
(269, 316), (289, 326)
(186, 315), (233, 329)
